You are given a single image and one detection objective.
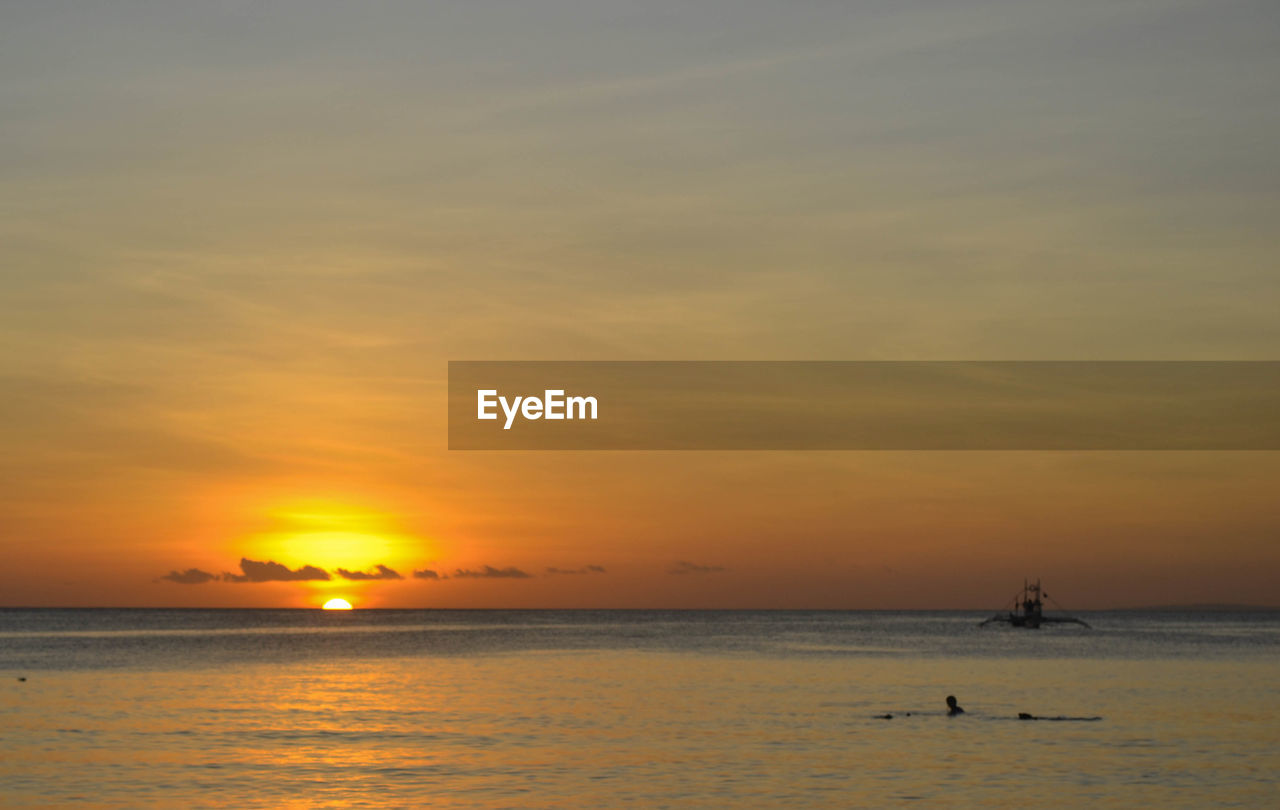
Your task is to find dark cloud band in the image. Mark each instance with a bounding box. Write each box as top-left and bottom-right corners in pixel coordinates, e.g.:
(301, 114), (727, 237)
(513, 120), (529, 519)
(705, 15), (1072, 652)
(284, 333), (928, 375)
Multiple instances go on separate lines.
(223, 558), (330, 583)
(336, 564), (403, 581)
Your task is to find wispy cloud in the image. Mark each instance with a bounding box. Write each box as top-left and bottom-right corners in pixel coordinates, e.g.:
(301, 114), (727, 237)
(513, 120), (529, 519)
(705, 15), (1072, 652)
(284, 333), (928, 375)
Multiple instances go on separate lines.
(412, 568), (441, 580)
(335, 564), (403, 581)
(452, 565), (532, 579)
(157, 568), (217, 584)
(222, 558), (331, 583)
(545, 565), (607, 575)
(667, 561), (727, 575)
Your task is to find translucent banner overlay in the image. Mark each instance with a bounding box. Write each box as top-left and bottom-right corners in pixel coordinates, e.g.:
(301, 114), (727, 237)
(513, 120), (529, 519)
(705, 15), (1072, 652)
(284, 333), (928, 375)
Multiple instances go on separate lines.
(448, 361), (1280, 450)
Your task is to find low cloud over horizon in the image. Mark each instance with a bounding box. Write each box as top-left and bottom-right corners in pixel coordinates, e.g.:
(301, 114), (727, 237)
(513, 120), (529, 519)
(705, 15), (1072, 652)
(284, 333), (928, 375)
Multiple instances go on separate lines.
(159, 559), (554, 585)
(223, 558), (330, 583)
(667, 561), (728, 575)
(158, 557), (742, 591)
(158, 568), (218, 585)
(335, 564), (403, 581)
(159, 558), (336, 584)
(451, 566), (533, 579)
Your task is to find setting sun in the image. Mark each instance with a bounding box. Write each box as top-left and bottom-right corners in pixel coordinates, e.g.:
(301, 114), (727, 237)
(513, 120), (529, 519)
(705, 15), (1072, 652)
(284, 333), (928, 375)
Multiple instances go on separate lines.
(322, 598), (353, 610)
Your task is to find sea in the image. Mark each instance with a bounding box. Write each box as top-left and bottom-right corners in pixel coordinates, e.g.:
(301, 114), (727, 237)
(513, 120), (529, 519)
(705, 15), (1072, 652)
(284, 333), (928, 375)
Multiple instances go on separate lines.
(1, 609), (1277, 808)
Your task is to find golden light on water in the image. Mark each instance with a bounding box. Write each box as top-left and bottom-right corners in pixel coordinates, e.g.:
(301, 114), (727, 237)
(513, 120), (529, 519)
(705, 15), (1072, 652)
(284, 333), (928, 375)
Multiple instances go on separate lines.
(322, 598), (353, 610)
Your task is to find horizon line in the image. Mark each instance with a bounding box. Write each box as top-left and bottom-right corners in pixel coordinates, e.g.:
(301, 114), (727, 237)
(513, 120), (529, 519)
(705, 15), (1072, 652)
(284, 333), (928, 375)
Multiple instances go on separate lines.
(2, 603), (1277, 612)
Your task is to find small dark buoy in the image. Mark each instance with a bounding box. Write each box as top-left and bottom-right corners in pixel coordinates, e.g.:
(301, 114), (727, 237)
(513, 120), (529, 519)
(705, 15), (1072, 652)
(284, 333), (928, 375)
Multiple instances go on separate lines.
(17, 677), (26, 682)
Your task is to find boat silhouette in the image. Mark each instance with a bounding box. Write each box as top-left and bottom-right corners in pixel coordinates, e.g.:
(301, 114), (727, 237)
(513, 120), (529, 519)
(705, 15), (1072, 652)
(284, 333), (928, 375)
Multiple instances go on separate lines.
(979, 578), (1091, 629)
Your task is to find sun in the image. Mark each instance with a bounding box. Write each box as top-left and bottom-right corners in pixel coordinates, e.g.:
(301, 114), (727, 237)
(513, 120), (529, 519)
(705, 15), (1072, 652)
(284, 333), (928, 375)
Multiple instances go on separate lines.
(322, 598), (353, 610)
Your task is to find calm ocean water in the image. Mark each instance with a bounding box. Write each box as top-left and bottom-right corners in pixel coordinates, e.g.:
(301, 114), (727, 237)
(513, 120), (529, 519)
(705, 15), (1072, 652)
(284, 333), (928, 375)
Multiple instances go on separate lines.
(1, 609), (1277, 808)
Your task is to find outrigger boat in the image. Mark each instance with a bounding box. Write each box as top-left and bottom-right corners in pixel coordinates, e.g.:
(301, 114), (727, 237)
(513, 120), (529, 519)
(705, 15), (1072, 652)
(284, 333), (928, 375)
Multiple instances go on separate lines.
(979, 579), (1091, 629)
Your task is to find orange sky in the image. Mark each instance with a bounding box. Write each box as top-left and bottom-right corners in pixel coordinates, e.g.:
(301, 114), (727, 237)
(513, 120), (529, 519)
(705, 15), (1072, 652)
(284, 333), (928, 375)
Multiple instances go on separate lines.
(1, 1), (1278, 608)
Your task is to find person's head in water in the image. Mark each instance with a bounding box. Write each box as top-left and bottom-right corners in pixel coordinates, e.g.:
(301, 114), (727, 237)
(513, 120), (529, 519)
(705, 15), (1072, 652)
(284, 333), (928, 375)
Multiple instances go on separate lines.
(946, 695), (964, 715)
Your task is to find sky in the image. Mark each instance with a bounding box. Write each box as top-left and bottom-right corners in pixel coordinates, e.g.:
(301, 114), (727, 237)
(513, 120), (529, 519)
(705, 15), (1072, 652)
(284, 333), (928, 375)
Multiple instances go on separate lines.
(1, 0), (1278, 608)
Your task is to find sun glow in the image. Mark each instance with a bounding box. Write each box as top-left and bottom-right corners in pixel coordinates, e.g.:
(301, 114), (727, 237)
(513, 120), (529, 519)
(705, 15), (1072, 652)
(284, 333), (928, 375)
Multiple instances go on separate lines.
(322, 598), (353, 610)
(274, 531), (399, 566)
(231, 497), (432, 573)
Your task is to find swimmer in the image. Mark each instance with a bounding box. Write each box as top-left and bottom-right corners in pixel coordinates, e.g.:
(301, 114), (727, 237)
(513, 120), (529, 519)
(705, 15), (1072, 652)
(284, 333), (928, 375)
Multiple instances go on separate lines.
(946, 695), (964, 715)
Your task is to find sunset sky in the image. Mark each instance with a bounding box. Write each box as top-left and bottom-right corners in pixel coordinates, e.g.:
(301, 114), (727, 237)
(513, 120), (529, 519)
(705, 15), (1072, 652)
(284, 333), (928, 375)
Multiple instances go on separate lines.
(2, 1), (1277, 608)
